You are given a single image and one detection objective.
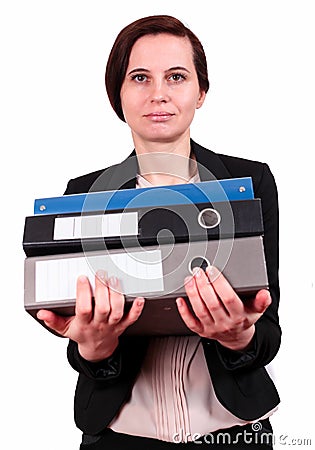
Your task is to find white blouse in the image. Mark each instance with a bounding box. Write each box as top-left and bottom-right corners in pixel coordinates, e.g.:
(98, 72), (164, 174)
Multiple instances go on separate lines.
(109, 173), (276, 442)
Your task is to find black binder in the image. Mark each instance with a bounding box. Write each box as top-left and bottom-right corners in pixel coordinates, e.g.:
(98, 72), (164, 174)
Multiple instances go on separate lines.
(23, 199), (263, 257)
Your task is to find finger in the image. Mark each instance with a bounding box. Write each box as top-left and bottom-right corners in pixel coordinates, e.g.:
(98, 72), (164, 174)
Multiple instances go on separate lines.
(75, 275), (93, 324)
(37, 309), (72, 336)
(206, 266), (244, 318)
(107, 277), (125, 325)
(119, 297), (145, 330)
(184, 273), (213, 324)
(93, 270), (110, 323)
(192, 267), (228, 323)
(176, 297), (202, 334)
(250, 289), (272, 314)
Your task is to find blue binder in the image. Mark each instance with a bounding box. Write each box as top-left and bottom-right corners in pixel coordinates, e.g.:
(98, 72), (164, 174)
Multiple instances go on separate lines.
(34, 177), (254, 215)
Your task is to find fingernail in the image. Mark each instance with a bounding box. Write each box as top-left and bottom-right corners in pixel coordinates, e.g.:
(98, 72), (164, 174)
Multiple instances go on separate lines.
(176, 298), (183, 308)
(207, 266), (219, 279)
(192, 267), (202, 277)
(109, 276), (118, 287)
(96, 270), (106, 281)
(78, 275), (88, 283)
(185, 276), (194, 287)
(136, 297), (145, 307)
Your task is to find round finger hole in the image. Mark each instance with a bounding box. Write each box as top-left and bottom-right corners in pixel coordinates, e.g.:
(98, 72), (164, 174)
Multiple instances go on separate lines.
(198, 208), (221, 229)
(157, 228), (175, 245)
(189, 256), (211, 274)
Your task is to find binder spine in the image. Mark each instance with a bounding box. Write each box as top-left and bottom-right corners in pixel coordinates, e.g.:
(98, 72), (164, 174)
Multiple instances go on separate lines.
(34, 178), (254, 215)
(23, 199), (263, 257)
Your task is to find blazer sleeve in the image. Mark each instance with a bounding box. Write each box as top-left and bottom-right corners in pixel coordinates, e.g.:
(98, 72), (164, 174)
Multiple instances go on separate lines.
(202, 162), (281, 371)
(67, 336), (148, 382)
(67, 339), (122, 381)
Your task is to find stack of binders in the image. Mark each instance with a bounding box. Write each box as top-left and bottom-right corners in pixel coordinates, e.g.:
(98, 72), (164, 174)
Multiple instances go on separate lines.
(23, 177), (268, 336)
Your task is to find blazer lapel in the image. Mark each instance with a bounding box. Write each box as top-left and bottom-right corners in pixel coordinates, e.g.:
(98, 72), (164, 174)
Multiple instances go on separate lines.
(97, 150), (138, 191)
(191, 140), (232, 181)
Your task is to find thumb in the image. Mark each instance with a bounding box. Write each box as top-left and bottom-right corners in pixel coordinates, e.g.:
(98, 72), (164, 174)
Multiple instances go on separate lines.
(37, 309), (71, 337)
(252, 290), (272, 314)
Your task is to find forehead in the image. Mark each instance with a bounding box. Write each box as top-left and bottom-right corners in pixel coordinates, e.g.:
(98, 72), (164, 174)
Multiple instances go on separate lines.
(127, 34), (194, 68)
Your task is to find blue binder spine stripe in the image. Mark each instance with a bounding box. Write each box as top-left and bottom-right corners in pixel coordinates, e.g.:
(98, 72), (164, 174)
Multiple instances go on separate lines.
(34, 177), (254, 215)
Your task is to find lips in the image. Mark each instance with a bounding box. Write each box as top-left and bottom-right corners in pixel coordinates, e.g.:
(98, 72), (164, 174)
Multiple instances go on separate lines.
(144, 112), (175, 121)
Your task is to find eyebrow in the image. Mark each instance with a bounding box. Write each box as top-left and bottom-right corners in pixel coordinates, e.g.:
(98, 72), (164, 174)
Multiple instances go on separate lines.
(127, 66), (191, 76)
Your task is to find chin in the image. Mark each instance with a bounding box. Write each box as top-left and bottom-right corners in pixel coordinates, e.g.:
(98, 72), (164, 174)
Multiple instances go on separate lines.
(142, 129), (187, 143)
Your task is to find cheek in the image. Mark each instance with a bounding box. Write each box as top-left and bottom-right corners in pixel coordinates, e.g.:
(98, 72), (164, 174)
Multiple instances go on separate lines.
(120, 89), (130, 114)
(120, 93), (144, 130)
(120, 96), (134, 124)
(176, 87), (203, 112)
(121, 87), (143, 117)
(178, 97), (200, 122)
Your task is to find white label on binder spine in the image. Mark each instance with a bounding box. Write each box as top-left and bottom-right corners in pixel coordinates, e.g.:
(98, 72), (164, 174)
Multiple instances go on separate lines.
(35, 249), (164, 302)
(53, 212), (139, 240)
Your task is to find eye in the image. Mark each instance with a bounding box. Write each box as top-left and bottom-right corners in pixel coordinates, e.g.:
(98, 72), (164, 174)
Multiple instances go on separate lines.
(131, 74), (148, 83)
(169, 73), (187, 83)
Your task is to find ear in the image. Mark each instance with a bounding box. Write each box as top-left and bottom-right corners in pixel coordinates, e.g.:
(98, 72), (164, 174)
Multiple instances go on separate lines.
(196, 90), (206, 109)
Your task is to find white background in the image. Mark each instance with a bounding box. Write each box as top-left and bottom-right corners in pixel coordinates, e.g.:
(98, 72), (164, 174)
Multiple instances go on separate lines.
(1, 1), (314, 449)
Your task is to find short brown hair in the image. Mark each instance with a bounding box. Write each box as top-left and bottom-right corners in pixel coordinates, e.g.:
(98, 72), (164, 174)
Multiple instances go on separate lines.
(105, 15), (210, 122)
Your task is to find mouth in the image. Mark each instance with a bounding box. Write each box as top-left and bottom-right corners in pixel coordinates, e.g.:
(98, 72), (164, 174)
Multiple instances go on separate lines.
(144, 112), (175, 122)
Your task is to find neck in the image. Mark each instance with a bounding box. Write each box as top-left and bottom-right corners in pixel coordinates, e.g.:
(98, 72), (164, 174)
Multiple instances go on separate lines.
(132, 132), (197, 185)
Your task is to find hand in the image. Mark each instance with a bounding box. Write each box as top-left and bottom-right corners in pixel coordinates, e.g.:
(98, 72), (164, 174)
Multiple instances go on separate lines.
(37, 270), (145, 361)
(176, 266), (271, 351)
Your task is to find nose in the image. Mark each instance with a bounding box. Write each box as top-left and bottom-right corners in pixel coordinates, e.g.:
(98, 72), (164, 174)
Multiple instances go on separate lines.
(150, 80), (170, 103)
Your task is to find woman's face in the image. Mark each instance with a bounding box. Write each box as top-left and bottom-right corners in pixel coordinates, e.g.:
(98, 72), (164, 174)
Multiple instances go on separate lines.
(120, 33), (206, 146)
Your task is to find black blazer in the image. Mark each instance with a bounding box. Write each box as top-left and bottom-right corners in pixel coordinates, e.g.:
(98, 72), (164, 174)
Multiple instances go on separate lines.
(66, 140), (281, 435)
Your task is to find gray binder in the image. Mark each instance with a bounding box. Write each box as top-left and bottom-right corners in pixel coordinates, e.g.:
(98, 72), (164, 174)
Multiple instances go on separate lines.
(24, 236), (268, 336)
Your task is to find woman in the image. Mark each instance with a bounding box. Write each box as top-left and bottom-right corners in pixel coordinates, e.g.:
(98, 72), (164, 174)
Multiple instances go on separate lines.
(37, 15), (281, 449)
